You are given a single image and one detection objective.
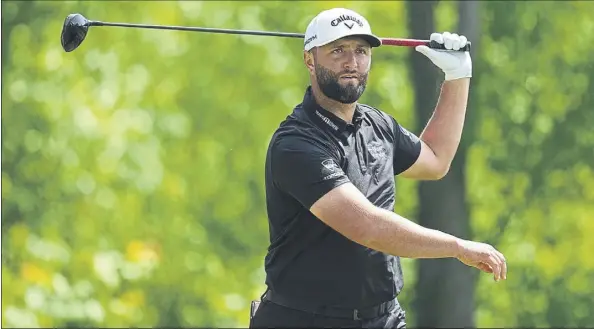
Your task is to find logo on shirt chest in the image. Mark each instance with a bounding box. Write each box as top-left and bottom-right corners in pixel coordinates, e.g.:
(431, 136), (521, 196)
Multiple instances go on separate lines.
(367, 140), (388, 161)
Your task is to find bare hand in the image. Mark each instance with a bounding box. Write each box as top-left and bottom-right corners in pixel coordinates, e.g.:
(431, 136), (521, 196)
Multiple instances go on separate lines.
(456, 240), (507, 281)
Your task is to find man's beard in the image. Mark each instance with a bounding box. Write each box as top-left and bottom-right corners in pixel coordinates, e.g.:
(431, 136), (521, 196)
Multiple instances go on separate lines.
(315, 63), (368, 104)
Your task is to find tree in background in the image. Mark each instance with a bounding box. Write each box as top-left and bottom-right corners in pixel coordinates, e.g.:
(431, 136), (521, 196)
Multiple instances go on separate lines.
(406, 1), (479, 327)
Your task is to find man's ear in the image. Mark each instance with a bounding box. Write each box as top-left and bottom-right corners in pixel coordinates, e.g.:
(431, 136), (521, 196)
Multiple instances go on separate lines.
(303, 50), (315, 73)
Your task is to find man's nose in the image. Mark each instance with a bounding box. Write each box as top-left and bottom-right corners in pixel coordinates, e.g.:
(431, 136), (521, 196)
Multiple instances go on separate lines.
(343, 51), (358, 71)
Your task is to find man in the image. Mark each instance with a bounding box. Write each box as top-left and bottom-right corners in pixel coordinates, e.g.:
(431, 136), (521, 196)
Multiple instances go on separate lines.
(250, 7), (507, 329)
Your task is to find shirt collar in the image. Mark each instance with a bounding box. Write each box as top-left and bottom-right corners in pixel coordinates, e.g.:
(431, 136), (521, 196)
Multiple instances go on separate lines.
(302, 86), (364, 135)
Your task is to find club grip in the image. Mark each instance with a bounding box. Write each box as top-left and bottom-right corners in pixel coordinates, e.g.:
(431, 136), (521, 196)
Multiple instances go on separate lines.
(381, 38), (471, 52)
(430, 40), (471, 52)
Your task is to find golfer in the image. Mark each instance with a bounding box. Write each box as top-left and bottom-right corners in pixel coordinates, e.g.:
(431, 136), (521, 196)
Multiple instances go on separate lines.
(250, 7), (507, 328)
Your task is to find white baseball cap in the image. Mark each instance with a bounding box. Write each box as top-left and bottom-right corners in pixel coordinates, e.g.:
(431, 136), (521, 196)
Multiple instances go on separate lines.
(303, 8), (382, 51)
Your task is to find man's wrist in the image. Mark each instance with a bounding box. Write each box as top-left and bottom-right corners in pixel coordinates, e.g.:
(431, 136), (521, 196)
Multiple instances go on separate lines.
(441, 77), (471, 88)
(451, 237), (465, 259)
(445, 70), (472, 81)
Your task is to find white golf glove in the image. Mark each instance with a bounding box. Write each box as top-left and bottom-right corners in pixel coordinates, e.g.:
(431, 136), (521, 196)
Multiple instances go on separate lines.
(415, 32), (472, 81)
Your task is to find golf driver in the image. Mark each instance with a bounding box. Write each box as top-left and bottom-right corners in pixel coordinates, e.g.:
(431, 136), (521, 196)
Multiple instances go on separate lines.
(60, 13), (471, 53)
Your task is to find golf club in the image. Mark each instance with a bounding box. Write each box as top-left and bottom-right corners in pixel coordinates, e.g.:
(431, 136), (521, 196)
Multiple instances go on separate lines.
(60, 13), (471, 53)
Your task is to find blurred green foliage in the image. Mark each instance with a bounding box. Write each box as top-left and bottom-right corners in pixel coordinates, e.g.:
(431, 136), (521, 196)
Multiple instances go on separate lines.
(469, 1), (594, 326)
(2, 1), (593, 327)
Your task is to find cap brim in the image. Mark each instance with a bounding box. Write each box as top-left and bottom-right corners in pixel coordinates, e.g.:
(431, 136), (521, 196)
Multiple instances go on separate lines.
(320, 33), (382, 48)
(359, 34), (382, 48)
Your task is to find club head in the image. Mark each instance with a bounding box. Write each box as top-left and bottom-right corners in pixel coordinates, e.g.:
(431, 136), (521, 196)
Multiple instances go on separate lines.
(61, 13), (89, 52)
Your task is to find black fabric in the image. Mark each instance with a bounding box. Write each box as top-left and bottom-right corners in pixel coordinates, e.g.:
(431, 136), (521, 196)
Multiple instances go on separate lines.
(271, 133), (350, 209)
(391, 117), (422, 175)
(262, 289), (397, 320)
(263, 85), (422, 310)
(249, 297), (407, 329)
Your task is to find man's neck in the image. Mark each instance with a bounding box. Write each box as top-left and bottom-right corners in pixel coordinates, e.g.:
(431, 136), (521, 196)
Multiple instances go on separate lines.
(311, 84), (357, 124)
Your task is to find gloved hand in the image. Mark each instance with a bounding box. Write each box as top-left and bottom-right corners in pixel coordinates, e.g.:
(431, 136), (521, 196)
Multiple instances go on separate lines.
(415, 32), (472, 81)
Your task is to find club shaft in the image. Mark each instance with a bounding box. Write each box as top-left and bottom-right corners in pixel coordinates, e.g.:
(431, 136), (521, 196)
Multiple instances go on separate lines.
(87, 20), (470, 51)
(89, 20), (305, 38)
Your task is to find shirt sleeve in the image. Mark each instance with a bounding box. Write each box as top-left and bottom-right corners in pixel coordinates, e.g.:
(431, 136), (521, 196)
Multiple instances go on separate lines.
(391, 117), (422, 175)
(271, 135), (351, 209)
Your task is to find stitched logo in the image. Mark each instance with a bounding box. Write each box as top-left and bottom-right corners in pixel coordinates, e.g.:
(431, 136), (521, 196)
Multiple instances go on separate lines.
(330, 14), (364, 28)
(322, 159), (340, 171)
(315, 110), (339, 131)
(321, 159), (344, 181)
(304, 34), (317, 47)
(368, 140), (387, 160)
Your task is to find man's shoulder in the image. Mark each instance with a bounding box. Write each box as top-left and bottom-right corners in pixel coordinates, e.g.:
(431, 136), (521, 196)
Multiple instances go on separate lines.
(270, 126), (334, 155)
(358, 103), (396, 130)
(269, 106), (335, 153)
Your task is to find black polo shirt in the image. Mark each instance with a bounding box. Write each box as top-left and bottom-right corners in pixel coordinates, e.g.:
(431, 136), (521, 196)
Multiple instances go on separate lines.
(263, 86), (422, 308)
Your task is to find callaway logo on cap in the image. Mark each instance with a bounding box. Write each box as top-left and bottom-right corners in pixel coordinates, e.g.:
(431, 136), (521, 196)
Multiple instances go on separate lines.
(303, 8), (382, 51)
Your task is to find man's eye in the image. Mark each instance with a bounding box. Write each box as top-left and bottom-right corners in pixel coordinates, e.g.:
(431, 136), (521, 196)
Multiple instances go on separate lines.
(357, 48), (368, 54)
(332, 48), (343, 54)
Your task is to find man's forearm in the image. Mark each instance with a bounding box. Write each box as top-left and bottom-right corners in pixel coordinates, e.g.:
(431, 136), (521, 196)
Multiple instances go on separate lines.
(360, 206), (462, 259)
(419, 78), (470, 166)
